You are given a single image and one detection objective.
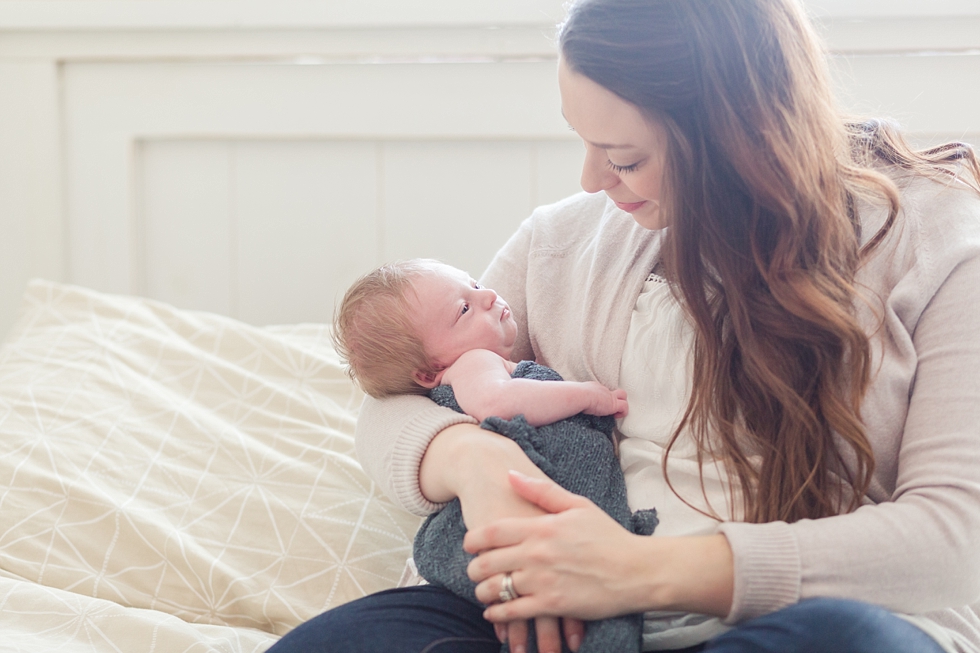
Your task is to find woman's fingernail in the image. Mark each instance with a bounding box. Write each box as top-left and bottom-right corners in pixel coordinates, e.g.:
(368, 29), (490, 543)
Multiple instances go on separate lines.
(513, 646), (526, 653)
(495, 624), (507, 642)
(569, 633), (581, 651)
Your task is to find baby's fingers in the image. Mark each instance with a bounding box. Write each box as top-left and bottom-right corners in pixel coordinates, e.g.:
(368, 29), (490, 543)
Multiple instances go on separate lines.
(613, 389), (628, 418)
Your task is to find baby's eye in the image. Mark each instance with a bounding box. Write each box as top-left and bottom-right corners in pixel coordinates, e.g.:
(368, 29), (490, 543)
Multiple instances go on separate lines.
(461, 303), (470, 315)
(473, 282), (482, 289)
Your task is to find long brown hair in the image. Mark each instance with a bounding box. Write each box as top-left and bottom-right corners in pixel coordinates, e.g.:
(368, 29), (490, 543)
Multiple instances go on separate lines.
(560, 0), (980, 523)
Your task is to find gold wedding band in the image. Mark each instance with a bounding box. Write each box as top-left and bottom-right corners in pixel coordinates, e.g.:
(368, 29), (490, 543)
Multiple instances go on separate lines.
(498, 572), (519, 603)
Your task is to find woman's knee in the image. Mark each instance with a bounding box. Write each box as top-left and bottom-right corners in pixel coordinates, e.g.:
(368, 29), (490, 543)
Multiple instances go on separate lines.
(706, 597), (946, 653)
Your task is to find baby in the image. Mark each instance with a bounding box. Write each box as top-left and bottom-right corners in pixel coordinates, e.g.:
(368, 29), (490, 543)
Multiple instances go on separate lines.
(332, 258), (628, 423)
(333, 259), (657, 653)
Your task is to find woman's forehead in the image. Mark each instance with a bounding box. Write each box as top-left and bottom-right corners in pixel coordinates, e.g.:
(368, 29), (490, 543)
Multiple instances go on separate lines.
(558, 58), (661, 150)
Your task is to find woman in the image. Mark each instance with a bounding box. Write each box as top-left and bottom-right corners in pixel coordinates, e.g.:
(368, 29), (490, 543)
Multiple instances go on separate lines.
(271, 0), (980, 651)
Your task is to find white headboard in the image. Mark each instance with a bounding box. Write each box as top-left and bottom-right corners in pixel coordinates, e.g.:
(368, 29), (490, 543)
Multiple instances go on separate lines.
(1, 1), (978, 335)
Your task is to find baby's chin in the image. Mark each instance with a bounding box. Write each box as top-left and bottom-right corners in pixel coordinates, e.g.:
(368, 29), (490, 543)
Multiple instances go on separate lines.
(477, 340), (511, 359)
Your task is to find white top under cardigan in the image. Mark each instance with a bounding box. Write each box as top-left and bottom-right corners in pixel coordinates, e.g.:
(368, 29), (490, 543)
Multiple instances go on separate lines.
(618, 272), (739, 535)
(618, 272), (733, 649)
(355, 169), (980, 652)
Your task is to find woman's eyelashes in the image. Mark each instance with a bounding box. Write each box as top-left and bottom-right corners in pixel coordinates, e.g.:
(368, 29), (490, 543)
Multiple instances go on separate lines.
(607, 159), (640, 174)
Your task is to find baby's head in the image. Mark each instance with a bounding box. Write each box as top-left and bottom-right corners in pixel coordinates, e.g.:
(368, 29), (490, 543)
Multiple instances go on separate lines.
(333, 259), (517, 398)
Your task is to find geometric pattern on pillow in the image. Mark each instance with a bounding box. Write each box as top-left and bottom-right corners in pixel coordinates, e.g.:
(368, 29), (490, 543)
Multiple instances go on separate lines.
(0, 280), (421, 641)
(0, 571), (276, 652)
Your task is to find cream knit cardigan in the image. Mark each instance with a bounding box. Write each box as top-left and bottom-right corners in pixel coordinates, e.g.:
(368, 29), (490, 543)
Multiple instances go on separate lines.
(355, 172), (980, 651)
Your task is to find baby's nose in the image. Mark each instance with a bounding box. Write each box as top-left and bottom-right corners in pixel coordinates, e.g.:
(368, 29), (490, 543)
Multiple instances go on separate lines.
(482, 287), (498, 307)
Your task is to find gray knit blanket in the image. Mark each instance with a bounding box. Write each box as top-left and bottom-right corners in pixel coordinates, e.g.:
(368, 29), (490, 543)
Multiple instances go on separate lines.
(415, 360), (658, 653)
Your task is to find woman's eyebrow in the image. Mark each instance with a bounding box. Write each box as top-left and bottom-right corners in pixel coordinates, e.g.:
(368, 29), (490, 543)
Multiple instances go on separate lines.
(579, 133), (636, 151)
(592, 141), (634, 150)
(562, 110), (634, 150)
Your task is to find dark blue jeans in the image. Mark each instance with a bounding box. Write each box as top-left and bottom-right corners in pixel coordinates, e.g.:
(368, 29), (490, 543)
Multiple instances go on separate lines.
(265, 585), (947, 653)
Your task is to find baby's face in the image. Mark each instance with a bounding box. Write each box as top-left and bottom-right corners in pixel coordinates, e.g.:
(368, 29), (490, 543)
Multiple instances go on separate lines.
(408, 264), (518, 369)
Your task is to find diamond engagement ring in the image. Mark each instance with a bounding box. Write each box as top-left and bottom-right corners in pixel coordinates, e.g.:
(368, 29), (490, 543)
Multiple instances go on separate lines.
(498, 572), (519, 603)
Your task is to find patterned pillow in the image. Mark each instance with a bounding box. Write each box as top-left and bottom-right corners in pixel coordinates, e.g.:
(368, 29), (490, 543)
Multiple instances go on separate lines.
(0, 280), (421, 640)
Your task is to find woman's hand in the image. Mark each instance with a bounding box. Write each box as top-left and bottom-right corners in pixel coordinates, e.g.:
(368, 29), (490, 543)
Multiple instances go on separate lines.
(418, 425), (586, 652)
(464, 470), (649, 621)
(419, 423), (550, 528)
(464, 471), (736, 624)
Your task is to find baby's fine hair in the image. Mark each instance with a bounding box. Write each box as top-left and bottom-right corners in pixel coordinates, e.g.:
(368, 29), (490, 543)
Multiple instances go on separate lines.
(332, 259), (441, 398)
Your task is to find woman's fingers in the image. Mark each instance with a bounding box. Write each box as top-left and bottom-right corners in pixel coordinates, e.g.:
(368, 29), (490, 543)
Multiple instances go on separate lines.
(563, 617), (585, 652)
(492, 616), (583, 653)
(463, 471), (591, 556)
(476, 571), (546, 624)
(494, 622), (507, 643)
(483, 594), (546, 623)
(491, 615), (563, 653)
(506, 620), (527, 651)
(464, 515), (537, 560)
(533, 616), (562, 653)
(473, 568), (524, 605)
(508, 470), (590, 514)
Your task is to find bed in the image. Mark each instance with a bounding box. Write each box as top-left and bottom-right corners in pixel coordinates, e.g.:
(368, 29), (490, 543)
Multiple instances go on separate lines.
(0, 280), (422, 652)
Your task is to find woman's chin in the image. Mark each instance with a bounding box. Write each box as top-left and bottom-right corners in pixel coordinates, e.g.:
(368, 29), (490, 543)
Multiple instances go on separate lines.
(629, 205), (666, 231)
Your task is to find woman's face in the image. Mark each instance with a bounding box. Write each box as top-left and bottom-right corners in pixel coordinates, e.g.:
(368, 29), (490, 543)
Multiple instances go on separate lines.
(558, 58), (670, 230)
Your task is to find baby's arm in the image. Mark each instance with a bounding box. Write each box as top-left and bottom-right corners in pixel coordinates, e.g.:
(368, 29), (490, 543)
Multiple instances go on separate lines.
(440, 349), (628, 427)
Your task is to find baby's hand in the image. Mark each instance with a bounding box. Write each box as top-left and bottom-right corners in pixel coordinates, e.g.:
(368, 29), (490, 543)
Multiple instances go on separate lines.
(583, 383), (629, 419)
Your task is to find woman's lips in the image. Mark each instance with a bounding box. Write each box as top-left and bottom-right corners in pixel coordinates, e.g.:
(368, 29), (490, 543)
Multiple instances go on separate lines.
(615, 200), (647, 213)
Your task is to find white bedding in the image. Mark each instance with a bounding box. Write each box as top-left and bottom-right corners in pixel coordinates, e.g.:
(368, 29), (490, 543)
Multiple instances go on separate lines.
(0, 280), (422, 652)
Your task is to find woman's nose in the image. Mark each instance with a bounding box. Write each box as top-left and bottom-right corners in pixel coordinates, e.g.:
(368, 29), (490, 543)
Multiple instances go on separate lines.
(580, 145), (618, 194)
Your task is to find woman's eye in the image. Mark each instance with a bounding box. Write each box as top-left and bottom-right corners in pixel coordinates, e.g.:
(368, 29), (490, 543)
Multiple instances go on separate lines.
(607, 160), (639, 174)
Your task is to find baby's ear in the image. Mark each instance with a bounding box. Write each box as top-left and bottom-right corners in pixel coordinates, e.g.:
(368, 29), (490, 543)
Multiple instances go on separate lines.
(413, 368), (441, 389)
